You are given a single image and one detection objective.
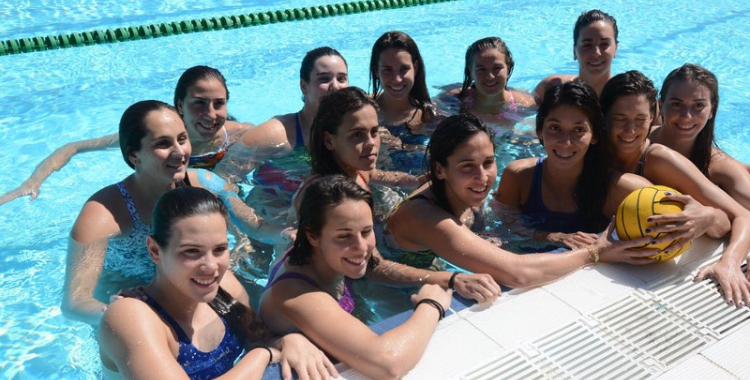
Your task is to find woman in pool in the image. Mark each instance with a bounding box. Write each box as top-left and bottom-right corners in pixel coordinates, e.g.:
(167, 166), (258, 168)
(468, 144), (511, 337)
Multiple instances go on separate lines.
(260, 175), (452, 380)
(445, 37), (535, 127)
(299, 86), (499, 302)
(649, 63), (750, 209)
(599, 70), (750, 307)
(534, 9), (618, 103)
(369, 31), (440, 141)
(494, 81), (651, 249)
(0, 65), (252, 205)
(99, 186), (336, 380)
(61, 100), (269, 326)
(238, 46), (349, 154)
(385, 112), (660, 288)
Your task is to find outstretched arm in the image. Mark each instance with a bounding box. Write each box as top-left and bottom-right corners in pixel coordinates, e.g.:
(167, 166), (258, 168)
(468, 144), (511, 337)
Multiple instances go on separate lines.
(0, 133), (118, 205)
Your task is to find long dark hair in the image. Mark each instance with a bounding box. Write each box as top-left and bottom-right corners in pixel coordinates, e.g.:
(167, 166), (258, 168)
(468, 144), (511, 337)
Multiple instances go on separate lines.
(426, 113), (495, 214)
(119, 100), (178, 169)
(458, 37), (515, 105)
(300, 46), (348, 82)
(537, 81), (609, 231)
(151, 187), (268, 343)
(369, 31), (431, 110)
(289, 175), (374, 266)
(659, 64), (719, 176)
(309, 87), (378, 175)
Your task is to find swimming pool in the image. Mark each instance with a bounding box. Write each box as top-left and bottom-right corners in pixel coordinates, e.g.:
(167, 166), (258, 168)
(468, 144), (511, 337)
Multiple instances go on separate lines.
(2, 0), (750, 378)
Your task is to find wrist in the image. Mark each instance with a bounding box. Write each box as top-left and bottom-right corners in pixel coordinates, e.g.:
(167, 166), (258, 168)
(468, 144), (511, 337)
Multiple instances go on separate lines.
(584, 244), (600, 265)
(448, 272), (459, 290)
(414, 298), (445, 321)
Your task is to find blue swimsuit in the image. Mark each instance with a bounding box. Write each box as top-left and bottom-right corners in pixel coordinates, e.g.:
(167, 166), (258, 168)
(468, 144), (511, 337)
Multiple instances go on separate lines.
(522, 157), (592, 234)
(144, 295), (244, 379)
(102, 182), (155, 284)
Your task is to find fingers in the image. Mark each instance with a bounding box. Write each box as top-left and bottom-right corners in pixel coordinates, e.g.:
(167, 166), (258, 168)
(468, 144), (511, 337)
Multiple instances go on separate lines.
(323, 357), (339, 379)
(661, 193), (692, 205)
(281, 359), (292, 380)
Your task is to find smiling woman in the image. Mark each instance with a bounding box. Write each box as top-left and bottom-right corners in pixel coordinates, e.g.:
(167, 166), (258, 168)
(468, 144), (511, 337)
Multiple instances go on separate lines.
(534, 9), (619, 102)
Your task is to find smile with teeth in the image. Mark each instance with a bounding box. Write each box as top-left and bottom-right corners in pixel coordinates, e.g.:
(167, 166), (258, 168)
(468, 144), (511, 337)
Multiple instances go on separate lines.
(389, 84), (405, 91)
(553, 150), (575, 158)
(619, 135), (638, 143)
(344, 257), (367, 266)
(196, 121), (218, 131)
(192, 277), (217, 286)
(469, 185), (488, 193)
(166, 161), (185, 170)
(588, 60), (604, 67)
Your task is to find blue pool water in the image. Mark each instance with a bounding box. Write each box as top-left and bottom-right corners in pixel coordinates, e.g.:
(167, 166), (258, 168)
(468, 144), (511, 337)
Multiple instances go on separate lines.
(2, 0), (750, 378)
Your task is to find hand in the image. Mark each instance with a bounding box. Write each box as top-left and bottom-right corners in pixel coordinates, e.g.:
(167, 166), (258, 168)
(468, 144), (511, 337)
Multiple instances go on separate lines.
(278, 333), (338, 380)
(594, 220), (661, 265)
(0, 181), (41, 206)
(548, 231), (598, 249)
(647, 193), (725, 243)
(451, 273), (501, 304)
(412, 283), (452, 312)
(694, 258), (750, 308)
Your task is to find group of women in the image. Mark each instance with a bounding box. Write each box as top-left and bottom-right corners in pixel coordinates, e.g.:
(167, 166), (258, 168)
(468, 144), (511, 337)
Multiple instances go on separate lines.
(3, 8), (750, 380)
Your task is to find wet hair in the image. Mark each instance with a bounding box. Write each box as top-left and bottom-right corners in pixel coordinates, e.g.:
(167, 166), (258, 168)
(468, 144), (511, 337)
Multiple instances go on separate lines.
(289, 175), (374, 266)
(151, 186), (268, 343)
(369, 31), (431, 110)
(426, 113), (495, 214)
(600, 70), (658, 121)
(536, 81), (610, 231)
(458, 37), (515, 104)
(173, 65), (229, 110)
(300, 46), (348, 82)
(309, 87), (378, 176)
(119, 100), (178, 169)
(659, 64), (719, 176)
(574, 9), (619, 45)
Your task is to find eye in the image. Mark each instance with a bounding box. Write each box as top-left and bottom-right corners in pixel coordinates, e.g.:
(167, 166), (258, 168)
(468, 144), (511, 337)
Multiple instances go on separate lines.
(318, 75), (332, 83)
(483, 158), (495, 169)
(694, 102), (706, 110)
(337, 74), (349, 83)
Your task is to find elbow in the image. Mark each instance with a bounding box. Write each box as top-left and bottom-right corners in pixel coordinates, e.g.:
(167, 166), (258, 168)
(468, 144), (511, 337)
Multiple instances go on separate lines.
(364, 352), (417, 380)
(497, 269), (536, 289)
(60, 296), (77, 320)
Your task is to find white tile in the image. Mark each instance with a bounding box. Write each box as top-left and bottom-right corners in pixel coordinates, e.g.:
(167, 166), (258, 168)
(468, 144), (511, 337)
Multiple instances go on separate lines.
(655, 355), (738, 380)
(457, 287), (580, 348)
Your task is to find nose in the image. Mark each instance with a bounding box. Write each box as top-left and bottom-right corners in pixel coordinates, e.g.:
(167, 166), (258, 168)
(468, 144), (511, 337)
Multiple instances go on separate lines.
(330, 80), (343, 92)
(205, 102), (217, 119)
(365, 131), (378, 148)
(354, 234), (369, 252)
(201, 253), (219, 271)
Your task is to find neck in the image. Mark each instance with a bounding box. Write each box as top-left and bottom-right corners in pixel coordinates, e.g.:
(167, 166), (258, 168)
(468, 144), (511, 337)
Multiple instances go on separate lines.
(439, 186), (474, 224)
(653, 128), (694, 157)
(309, 251), (345, 294)
(191, 126), (226, 155)
(613, 139), (650, 173)
(124, 173), (179, 217)
(472, 89), (509, 115)
(145, 274), (200, 324)
(578, 71), (611, 96)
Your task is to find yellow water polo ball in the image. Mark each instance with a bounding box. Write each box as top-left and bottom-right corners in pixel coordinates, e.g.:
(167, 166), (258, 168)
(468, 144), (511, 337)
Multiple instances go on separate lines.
(615, 185), (691, 262)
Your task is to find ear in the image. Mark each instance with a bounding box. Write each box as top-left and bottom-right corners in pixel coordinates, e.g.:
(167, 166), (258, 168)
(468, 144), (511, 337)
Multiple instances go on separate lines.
(613, 42), (618, 58)
(590, 136), (597, 145)
(323, 131), (335, 150)
(573, 46), (578, 61)
(305, 229), (320, 248)
(147, 236), (162, 264)
(128, 151), (140, 166)
(176, 99), (183, 115)
(536, 130), (544, 146)
(300, 79), (308, 97)
(434, 162), (447, 180)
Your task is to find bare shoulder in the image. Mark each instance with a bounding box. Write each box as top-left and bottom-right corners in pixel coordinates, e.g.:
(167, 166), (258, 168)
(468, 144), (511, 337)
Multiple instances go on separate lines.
(71, 184), (126, 243)
(510, 89), (536, 107)
(225, 120), (254, 141)
(503, 157), (538, 174)
(220, 271), (250, 308)
(240, 114), (292, 147)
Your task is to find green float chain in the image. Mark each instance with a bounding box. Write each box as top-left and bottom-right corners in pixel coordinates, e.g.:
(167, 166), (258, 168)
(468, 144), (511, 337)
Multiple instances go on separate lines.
(0, 0), (454, 56)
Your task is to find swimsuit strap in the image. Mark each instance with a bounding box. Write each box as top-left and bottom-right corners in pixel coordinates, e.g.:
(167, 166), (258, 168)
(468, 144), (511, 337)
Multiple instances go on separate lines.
(508, 91), (518, 113)
(188, 127), (229, 170)
(357, 172), (370, 193)
(295, 113), (304, 149)
(116, 181), (143, 224)
(143, 296), (191, 343)
(635, 142), (653, 176)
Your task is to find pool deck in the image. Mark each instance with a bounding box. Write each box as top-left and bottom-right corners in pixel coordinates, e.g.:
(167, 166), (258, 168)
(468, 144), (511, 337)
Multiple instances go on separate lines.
(336, 236), (750, 379)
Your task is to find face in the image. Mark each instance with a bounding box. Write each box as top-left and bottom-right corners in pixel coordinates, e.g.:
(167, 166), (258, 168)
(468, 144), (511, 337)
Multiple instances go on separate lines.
(302, 55), (349, 110)
(178, 77), (228, 142)
(471, 48), (509, 97)
(660, 79), (713, 143)
(148, 212), (229, 303)
(324, 105), (380, 173)
(308, 200), (374, 279)
(435, 132), (497, 208)
(538, 105), (596, 170)
(607, 94), (652, 156)
(131, 109), (191, 182)
(574, 21), (617, 76)
(377, 48), (416, 100)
